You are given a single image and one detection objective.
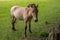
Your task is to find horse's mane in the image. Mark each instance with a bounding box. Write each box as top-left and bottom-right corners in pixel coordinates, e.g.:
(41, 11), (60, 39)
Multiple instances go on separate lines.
(27, 4), (36, 8)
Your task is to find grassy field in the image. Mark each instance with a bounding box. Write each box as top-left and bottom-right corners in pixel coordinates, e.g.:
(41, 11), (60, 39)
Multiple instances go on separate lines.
(0, 0), (60, 40)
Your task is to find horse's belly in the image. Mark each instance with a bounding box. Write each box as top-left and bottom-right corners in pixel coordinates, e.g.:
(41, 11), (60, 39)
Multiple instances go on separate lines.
(14, 12), (23, 20)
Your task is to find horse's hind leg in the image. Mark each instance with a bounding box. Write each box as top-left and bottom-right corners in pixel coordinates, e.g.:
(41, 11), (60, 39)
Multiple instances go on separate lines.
(11, 16), (16, 31)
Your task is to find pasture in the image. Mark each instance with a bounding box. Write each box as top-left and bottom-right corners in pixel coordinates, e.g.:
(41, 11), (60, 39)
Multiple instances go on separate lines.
(0, 0), (60, 40)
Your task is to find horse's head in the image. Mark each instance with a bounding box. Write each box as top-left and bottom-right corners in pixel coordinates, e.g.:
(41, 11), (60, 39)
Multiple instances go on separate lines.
(28, 4), (38, 22)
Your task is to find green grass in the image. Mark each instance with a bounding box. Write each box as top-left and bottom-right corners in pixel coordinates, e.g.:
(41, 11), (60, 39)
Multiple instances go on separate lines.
(0, 0), (60, 40)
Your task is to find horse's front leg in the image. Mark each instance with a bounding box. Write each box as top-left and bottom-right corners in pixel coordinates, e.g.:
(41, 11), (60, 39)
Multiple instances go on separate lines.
(11, 17), (16, 31)
(28, 20), (32, 33)
(24, 21), (27, 37)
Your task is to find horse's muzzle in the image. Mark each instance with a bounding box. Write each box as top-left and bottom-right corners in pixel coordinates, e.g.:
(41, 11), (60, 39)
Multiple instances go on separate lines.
(35, 19), (38, 22)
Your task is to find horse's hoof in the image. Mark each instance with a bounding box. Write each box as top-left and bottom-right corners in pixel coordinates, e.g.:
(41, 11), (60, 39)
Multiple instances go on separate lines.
(12, 28), (16, 31)
(13, 29), (16, 31)
(29, 30), (32, 34)
(30, 32), (32, 34)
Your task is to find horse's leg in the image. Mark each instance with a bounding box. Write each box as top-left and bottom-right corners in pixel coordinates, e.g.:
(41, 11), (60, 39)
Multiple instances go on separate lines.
(28, 20), (32, 33)
(24, 21), (27, 37)
(11, 17), (16, 31)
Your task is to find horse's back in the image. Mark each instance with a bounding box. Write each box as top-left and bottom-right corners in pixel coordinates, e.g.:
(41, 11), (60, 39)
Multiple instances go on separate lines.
(10, 6), (27, 20)
(10, 6), (25, 12)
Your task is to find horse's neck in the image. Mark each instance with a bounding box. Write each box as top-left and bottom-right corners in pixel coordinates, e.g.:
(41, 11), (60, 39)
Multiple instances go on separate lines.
(25, 8), (32, 17)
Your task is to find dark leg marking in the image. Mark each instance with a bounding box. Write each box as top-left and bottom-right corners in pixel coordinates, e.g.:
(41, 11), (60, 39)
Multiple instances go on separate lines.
(24, 21), (27, 37)
(11, 17), (16, 31)
(25, 25), (27, 37)
(29, 21), (32, 33)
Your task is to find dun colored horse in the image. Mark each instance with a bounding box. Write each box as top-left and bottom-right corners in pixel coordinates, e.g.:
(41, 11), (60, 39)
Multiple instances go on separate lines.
(10, 4), (38, 37)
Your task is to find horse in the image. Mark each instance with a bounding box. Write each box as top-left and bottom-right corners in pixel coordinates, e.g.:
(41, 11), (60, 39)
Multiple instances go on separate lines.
(10, 4), (38, 37)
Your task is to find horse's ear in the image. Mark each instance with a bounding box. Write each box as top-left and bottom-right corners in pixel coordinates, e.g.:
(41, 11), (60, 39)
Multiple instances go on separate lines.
(36, 4), (38, 7)
(27, 4), (32, 7)
(36, 5), (38, 7)
(27, 5), (30, 7)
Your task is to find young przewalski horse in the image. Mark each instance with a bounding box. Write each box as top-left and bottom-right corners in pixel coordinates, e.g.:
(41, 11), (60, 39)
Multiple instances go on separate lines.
(10, 4), (38, 37)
